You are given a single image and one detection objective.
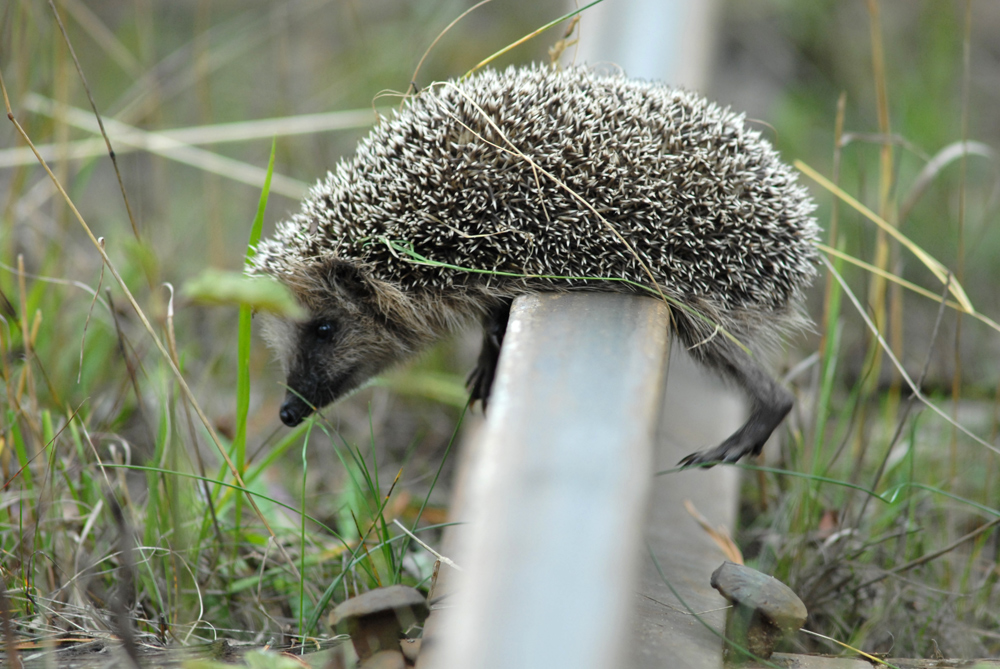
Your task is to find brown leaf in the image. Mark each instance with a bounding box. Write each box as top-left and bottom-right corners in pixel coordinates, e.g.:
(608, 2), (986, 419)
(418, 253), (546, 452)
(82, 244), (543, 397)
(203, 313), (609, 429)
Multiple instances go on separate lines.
(684, 499), (743, 564)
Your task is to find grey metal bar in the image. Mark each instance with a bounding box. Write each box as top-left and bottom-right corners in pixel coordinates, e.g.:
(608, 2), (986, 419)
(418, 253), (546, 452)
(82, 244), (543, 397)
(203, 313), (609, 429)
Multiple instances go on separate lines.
(569, 0), (719, 89)
(425, 293), (671, 669)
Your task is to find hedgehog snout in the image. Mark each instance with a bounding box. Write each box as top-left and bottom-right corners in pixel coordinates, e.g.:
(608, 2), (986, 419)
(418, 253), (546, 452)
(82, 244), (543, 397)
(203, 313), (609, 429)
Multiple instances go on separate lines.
(279, 393), (312, 427)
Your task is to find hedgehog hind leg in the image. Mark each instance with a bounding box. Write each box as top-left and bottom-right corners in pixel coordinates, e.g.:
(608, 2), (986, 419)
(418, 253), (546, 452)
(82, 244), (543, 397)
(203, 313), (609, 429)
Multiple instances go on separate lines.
(467, 298), (513, 409)
(677, 339), (793, 468)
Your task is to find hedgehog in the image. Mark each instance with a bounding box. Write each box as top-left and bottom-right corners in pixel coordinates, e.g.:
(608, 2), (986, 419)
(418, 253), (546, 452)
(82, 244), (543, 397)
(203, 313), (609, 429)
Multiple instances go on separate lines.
(249, 64), (819, 466)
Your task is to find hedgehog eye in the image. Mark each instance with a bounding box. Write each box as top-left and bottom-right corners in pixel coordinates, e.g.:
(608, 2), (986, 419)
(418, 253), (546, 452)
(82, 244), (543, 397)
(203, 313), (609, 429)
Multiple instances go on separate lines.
(314, 321), (336, 341)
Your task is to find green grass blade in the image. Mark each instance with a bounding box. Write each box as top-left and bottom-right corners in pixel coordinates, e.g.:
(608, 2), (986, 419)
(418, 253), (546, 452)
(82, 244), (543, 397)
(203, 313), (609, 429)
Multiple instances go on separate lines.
(98, 462), (349, 541)
(233, 138), (276, 535)
(398, 400), (469, 574)
(299, 418), (314, 637)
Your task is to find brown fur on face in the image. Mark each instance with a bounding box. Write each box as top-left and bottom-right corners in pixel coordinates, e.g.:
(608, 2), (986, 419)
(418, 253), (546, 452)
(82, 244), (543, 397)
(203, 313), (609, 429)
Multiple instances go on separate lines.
(263, 258), (494, 426)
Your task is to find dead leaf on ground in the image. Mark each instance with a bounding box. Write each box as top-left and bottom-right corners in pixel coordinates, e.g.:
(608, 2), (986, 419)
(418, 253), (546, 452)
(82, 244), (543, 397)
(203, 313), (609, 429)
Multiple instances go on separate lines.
(684, 499), (743, 565)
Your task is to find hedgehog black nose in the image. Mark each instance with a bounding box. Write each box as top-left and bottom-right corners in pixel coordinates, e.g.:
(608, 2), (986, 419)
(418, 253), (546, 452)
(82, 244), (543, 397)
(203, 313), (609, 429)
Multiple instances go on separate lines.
(279, 402), (304, 427)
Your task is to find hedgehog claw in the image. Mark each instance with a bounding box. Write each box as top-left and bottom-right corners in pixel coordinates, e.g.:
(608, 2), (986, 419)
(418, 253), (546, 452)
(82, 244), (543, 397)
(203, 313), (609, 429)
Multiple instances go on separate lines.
(677, 346), (794, 469)
(677, 400), (789, 469)
(677, 435), (765, 469)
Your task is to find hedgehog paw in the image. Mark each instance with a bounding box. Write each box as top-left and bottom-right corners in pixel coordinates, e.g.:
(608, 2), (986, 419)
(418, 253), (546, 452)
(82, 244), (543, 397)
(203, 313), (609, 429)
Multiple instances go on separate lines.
(467, 300), (512, 410)
(467, 361), (496, 407)
(677, 393), (791, 468)
(677, 434), (764, 469)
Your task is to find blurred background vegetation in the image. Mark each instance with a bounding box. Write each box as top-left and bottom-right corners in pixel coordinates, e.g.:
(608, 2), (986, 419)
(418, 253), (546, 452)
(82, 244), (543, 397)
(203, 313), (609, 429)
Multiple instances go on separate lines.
(1, 0), (998, 659)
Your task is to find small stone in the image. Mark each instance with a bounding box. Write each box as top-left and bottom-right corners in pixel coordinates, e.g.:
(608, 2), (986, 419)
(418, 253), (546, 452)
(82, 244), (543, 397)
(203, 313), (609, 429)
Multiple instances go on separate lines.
(329, 585), (430, 661)
(400, 638), (421, 664)
(360, 649), (406, 669)
(710, 561), (807, 661)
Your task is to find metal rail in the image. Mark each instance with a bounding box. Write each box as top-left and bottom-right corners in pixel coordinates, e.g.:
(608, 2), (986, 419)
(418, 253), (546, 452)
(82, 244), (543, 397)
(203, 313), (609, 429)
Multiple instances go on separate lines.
(419, 293), (671, 669)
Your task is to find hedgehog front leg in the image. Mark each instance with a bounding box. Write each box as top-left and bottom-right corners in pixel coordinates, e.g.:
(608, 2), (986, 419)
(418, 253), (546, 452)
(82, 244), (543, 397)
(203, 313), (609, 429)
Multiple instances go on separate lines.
(678, 345), (793, 468)
(467, 299), (513, 408)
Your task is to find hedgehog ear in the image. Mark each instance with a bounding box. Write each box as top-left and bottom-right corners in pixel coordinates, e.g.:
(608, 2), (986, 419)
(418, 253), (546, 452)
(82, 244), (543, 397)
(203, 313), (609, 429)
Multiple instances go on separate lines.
(323, 259), (374, 302)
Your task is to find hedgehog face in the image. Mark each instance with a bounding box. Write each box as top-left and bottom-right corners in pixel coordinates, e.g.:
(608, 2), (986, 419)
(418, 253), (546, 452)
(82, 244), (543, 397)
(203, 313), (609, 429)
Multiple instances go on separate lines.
(274, 317), (374, 426)
(261, 261), (420, 427)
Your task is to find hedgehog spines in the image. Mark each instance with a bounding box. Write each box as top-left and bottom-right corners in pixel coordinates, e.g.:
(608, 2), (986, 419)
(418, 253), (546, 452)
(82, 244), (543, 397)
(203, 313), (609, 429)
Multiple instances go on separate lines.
(252, 65), (817, 315)
(251, 64), (820, 457)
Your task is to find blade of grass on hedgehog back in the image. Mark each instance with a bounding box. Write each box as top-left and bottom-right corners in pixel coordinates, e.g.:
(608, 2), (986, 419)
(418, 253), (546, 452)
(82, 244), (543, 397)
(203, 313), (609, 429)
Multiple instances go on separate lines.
(232, 138), (276, 535)
(463, 0), (605, 77)
(382, 238), (752, 356)
(394, 80), (751, 364)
